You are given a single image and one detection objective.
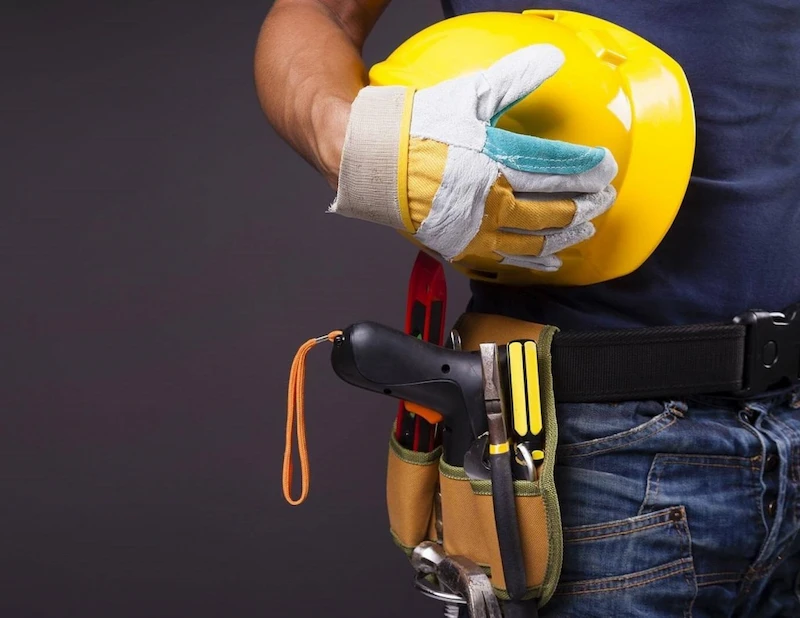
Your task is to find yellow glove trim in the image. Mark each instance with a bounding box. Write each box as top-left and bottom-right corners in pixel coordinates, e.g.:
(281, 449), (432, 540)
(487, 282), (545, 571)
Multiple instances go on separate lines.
(453, 175), (577, 265)
(406, 137), (449, 230)
(397, 88), (418, 234)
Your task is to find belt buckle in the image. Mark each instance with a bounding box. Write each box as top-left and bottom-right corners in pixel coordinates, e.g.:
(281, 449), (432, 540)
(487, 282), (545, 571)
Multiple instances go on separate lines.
(732, 303), (800, 396)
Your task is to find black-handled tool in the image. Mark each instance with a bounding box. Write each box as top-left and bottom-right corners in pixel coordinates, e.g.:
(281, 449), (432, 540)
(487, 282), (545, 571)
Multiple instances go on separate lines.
(330, 321), (486, 467)
(480, 343), (529, 605)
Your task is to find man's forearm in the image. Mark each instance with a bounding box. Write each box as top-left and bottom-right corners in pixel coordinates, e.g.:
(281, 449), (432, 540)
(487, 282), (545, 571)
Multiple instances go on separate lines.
(254, 0), (389, 188)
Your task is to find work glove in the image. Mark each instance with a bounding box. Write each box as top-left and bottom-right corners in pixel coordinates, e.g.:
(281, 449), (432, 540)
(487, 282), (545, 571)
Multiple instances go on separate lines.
(330, 44), (618, 272)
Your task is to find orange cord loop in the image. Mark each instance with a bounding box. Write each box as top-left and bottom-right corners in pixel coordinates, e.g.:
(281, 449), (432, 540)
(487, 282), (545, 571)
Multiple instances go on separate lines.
(283, 330), (342, 506)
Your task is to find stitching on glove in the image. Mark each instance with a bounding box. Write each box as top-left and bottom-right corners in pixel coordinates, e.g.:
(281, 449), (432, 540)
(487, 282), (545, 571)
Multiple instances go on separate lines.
(483, 144), (598, 166)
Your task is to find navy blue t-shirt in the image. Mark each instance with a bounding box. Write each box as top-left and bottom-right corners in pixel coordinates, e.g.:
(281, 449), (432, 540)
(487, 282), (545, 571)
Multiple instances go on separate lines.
(443, 0), (800, 330)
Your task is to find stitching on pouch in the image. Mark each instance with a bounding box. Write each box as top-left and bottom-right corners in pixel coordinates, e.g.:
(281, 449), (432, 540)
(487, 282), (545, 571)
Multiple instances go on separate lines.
(559, 413), (676, 459)
(554, 558), (694, 595)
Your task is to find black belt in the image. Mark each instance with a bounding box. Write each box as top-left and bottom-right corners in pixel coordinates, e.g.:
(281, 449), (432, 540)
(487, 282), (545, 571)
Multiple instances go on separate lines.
(551, 304), (800, 402)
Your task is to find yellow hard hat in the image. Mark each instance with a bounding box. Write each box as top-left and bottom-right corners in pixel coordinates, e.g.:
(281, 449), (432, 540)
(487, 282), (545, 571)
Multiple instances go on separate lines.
(369, 10), (696, 286)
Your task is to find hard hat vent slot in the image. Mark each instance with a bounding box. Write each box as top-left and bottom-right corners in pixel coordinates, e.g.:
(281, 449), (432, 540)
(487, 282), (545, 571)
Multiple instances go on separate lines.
(600, 49), (626, 66)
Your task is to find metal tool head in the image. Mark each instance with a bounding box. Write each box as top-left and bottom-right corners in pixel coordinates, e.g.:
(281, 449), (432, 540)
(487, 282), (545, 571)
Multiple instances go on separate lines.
(514, 443), (536, 482)
(464, 433), (491, 481)
(464, 434), (537, 482)
(438, 555), (503, 618)
(411, 542), (503, 618)
(411, 540), (447, 575)
(480, 343), (510, 449)
(448, 329), (463, 351)
(479, 343), (501, 407)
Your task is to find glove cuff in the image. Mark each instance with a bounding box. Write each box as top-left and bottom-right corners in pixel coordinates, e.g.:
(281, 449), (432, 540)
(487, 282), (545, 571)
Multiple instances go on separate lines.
(329, 85), (416, 232)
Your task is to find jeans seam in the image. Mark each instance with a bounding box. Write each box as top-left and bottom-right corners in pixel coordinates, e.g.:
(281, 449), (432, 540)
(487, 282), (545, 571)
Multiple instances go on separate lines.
(559, 414), (676, 459)
(734, 410), (770, 547)
(684, 567), (696, 618)
(766, 414), (800, 482)
(562, 507), (678, 536)
(698, 575), (741, 586)
(737, 573), (754, 604)
(639, 454), (761, 522)
(554, 558), (694, 595)
(676, 506), (697, 618)
(650, 454), (756, 467)
(640, 457), (660, 516)
(747, 530), (800, 582)
(657, 461), (755, 469)
(564, 520), (678, 543)
(738, 552), (784, 604)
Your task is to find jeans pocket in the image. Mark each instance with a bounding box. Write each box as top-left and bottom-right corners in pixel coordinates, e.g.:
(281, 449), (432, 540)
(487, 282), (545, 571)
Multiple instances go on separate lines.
(639, 453), (764, 588)
(557, 400), (678, 460)
(544, 507), (698, 618)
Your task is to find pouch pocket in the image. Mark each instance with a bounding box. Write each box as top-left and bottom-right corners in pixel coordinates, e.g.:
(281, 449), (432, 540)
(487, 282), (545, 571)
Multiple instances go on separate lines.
(386, 430), (442, 553)
(438, 462), (554, 601)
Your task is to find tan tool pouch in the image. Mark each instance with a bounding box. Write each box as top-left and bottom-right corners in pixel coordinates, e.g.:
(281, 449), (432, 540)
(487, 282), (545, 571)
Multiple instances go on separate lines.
(386, 430), (442, 554)
(387, 312), (564, 606)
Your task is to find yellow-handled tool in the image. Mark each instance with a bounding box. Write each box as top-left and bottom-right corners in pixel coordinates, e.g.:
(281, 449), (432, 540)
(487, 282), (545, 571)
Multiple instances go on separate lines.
(507, 340), (545, 477)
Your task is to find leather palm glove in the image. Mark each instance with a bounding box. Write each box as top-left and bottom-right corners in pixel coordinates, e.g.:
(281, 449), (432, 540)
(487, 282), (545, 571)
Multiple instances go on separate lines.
(330, 44), (618, 272)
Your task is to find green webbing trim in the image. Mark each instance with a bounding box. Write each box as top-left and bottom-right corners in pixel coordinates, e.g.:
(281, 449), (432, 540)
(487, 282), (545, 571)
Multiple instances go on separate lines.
(440, 458), (542, 496)
(389, 425), (443, 465)
(536, 325), (563, 607)
(493, 584), (544, 602)
(439, 458), (469, 480)
(390, 529), (415, 557)
(470, 478), (542, 497)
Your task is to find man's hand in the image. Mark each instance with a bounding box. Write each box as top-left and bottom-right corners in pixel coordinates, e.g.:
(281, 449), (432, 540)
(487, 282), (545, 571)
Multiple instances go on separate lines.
(254, 0), (390, 189)
(330, 45), (618, 272)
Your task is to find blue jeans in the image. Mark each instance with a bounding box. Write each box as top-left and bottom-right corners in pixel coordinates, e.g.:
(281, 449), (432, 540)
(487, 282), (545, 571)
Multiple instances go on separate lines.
(538, 387), (800, 617)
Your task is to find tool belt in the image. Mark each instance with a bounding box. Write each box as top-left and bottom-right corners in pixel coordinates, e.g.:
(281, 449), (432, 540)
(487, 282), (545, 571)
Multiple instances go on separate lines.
(283, 298), (800, 613)
(387, 314), (563, 606)
(385, 303), (800, 607)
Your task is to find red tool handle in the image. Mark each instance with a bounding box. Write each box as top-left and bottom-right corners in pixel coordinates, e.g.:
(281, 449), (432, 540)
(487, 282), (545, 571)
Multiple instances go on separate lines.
(394, 251), (447, 451)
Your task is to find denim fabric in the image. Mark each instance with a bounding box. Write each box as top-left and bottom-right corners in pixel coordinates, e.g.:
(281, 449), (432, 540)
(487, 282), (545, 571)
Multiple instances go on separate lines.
(533, 387), (800, 617)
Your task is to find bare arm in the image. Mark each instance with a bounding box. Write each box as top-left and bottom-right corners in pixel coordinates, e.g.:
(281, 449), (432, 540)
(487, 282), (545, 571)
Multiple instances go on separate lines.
(254, 0), (391, 189)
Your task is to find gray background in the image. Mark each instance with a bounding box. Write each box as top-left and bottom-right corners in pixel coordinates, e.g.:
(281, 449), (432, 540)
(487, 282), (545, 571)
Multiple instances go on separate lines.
(2, 1), (474, 616)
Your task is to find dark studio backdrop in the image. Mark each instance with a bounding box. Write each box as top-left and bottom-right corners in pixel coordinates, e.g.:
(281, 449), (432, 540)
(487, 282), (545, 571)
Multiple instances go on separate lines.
(2, 1), (472, 616)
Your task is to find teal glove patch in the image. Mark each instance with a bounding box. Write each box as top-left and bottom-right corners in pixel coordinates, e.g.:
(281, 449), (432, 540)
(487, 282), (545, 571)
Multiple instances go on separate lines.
(482, 128), (607, 175)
